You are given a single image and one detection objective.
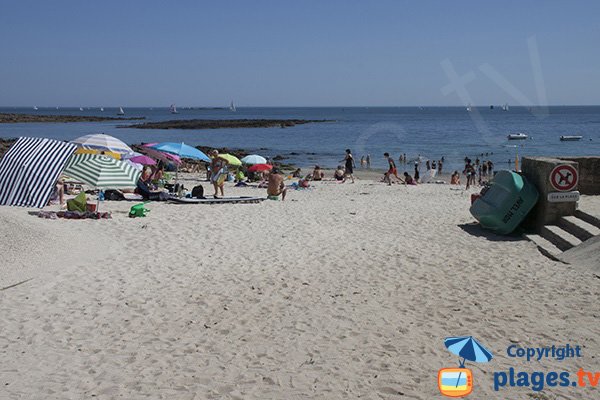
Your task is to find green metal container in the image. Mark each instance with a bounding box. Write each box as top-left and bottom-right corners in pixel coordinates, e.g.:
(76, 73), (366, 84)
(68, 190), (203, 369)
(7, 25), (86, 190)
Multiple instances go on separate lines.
(469, 171), (538, 235)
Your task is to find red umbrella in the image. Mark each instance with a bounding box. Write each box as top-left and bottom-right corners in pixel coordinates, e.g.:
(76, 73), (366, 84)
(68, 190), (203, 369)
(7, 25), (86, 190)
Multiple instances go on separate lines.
(248, 163), (273, 172)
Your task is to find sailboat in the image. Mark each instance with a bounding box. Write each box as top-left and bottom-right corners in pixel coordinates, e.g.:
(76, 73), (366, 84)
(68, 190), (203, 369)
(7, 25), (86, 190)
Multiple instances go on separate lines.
(100, 107), (104, 112)
(466, 104), (472, 112)
(502, 103), (509, 111)
(169, 104), (178, 114)
(117, 107), (125, 116)
(33, 106), (38, 111)
(79, 107), (84, 111)
(229, 101), (236, 112)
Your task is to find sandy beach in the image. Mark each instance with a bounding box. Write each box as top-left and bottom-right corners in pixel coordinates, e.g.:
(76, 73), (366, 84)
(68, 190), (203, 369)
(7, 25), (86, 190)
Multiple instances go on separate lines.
(1, 173), (599, 399)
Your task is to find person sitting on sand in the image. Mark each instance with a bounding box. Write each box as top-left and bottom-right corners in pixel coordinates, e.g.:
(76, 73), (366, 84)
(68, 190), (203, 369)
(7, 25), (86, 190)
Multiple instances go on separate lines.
(403, 172), (416, 185)
(141, 166), (153, 183)
(267, 168), (287, 201)
(292, 168), (302, 178)
(334, 165), (345, 181)
(450, 170), (460, 185)
(48, 178), (66, 208)
(209, 150), (227, 198)
(312, 165), (324, 181)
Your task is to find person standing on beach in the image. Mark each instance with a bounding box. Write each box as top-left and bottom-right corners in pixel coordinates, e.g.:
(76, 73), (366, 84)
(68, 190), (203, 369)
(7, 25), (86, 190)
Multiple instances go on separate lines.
(209, 149), (227, 198)
(438, 159), (443, 175)
(383, 152), (399, 185)
(360, 156), (365, 168)
(366, 154), (371, 168)
(414, 162), (420, 183)
(341, 149), (355, 183)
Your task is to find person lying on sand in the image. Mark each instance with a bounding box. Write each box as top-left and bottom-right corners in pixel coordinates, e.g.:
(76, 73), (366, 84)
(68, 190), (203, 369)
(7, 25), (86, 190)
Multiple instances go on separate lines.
(267, 168), (287, 201)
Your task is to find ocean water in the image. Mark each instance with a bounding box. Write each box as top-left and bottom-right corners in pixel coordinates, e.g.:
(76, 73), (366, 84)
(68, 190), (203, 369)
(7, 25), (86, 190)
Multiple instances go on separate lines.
(1, 106), (599, 173)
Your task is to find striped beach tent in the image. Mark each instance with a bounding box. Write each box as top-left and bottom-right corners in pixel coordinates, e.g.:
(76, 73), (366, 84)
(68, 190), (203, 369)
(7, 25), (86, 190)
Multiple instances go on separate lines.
(63, 154), (141, 189)
(71, 133), (133, 155)
(0, 137), (77, 208)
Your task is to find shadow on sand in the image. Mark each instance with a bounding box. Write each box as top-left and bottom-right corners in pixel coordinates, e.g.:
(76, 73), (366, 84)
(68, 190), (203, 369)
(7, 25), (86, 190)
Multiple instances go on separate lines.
(458, 223), (524, 242)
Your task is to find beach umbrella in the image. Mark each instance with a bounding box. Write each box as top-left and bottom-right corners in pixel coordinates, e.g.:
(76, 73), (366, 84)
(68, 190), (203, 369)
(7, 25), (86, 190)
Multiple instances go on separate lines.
(444, 336), (493, 387)
(248, 163), (273, 172)
(138, 146), (182, 165)
(74, 147), (122, 160)
(149, 142), (210, 162)
(241, 154), (267, 165)
(129, 155), (156, 166)
(0, 137), (76, 208)
(218, 153), (242, 166)
(71, 133), (133, 155)
(64, 154), (141, 189)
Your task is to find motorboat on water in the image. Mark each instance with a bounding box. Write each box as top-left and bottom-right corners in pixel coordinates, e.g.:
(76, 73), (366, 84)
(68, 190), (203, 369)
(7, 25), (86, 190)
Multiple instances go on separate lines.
(560, 135), (583, 141)
(507, 133), (528, 140)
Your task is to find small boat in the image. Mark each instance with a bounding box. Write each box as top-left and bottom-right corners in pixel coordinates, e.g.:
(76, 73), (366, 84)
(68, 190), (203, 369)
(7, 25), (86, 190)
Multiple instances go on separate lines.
(466, 104), (472, 112)
(502, 103), (509, 111)
(33, 106), (38, 111)
(117, 107), (125, 116)
(507, 133), (528, 140)
(169, 104), (178, 114)
(470, 171), (539, 235)
(79, 107), (84, 111)
(229, 101), (236, 112)
(100, 107), (104, 112)
(560, 135), (583, 141)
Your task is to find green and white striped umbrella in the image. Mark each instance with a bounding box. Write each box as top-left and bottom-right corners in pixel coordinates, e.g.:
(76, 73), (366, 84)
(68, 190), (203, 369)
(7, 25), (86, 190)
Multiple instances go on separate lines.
(64, 154), (141, 189)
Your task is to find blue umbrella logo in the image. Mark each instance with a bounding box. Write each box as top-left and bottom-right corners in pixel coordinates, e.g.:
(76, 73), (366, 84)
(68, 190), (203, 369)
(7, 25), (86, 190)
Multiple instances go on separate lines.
(444, 336), (493, 390)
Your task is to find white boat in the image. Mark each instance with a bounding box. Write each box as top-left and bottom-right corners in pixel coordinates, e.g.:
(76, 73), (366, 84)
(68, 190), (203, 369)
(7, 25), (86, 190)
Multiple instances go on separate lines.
(560, 135), (583, 141)
(100, 107), (104, 112)
(507, 133), (528, 140)
(466, 104), (472, 112)
(33, 106), (38, 111)
(117, 107), (125, 116)
(229, 101), (236, 112)
(502, 103), (509, 111)
(79, 107), (84, 111)
(169, 104), (178, 114)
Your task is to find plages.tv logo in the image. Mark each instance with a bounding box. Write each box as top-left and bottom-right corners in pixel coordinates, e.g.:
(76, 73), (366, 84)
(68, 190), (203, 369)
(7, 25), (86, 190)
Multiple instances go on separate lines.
(438, 336), (493, 397)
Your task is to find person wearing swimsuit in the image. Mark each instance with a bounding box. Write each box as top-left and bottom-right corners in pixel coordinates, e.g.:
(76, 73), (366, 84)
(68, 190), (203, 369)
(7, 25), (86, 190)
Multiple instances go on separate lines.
(341, 149), (355, 183)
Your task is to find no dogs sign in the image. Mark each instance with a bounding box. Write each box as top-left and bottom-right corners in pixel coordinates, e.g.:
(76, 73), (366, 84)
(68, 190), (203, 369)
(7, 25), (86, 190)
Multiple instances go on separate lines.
(549, 165), (578, 192)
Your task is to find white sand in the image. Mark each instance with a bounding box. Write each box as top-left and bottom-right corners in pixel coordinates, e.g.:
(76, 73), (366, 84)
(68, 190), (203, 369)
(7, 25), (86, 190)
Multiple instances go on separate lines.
(1, 176), (599, 399)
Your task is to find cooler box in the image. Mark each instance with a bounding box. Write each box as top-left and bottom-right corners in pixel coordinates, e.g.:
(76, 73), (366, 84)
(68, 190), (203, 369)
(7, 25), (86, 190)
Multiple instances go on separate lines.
(469, 170), (538, 234)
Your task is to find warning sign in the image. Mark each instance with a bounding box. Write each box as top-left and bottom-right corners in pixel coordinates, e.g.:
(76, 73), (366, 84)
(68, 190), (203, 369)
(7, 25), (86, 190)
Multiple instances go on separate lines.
(549, 164), (578, 192)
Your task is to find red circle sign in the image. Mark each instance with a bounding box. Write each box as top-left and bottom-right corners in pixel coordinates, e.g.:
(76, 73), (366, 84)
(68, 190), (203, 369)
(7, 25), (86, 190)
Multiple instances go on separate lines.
(549, 164), (578, 191)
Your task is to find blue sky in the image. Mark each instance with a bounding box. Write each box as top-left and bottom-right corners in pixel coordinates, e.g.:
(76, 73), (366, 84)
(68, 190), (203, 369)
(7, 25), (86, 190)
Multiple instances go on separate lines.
(1, 0), (598, 106)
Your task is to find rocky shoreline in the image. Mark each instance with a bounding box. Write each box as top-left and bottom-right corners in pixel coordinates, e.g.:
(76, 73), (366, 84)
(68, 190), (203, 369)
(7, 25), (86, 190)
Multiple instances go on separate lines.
(0, 113), (145, 124)
(120, 118), (329, 130)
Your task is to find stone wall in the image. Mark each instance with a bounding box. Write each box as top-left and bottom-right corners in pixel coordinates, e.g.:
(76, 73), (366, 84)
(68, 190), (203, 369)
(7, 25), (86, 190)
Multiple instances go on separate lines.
(521, 157), (578, 232)
(559, 156), (600, 195)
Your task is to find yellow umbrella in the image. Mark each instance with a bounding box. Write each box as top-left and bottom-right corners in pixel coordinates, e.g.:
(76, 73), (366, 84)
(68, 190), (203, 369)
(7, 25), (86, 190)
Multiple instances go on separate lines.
(75, 148), (122, 160)
(218, 153), (242, 166)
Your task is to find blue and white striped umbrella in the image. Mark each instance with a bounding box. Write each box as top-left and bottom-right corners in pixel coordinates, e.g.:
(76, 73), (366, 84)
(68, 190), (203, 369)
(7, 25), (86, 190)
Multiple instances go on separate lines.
(71, 133), (133, 155)
(444, 336), (493, 365)
(64, 154), (141, 189)
(0, 137), (76, 208)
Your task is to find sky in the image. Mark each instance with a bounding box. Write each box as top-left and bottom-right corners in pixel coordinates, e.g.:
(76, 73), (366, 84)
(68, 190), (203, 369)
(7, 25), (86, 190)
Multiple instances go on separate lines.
(0, 0), (599, 107)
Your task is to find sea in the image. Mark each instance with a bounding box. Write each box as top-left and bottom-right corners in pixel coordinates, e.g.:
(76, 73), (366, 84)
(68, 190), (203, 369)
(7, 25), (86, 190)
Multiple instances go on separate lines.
(1, 106), (599, 173)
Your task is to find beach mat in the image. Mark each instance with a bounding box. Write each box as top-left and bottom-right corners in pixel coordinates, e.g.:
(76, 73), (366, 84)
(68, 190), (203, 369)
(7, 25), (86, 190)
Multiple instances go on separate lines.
(168, 195), (265, 205)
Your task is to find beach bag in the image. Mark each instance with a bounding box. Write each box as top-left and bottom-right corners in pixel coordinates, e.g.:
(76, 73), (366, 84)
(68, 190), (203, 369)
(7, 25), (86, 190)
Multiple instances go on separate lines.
(104, 189), (125, 201)
(191, 185), (205, 199)
(66, 192), (87, 212)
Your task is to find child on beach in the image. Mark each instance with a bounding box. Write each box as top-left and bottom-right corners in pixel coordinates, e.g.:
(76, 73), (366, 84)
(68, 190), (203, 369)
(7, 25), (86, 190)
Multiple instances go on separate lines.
(383, 152), (400, 185)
